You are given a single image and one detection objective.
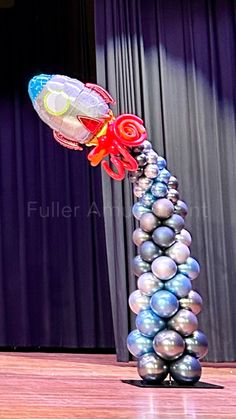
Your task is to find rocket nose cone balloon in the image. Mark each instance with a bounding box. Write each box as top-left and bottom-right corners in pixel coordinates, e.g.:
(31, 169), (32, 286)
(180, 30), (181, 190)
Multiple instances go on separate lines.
(28, 74), (53, 102)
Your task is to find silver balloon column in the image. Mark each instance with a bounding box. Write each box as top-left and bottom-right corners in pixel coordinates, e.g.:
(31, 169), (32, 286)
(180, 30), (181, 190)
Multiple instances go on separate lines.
(127, 140), (208, 385)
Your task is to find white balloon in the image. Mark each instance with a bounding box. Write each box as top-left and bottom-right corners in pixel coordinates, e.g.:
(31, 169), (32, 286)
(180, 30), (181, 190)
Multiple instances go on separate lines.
(166, 242), (190, 264)
(129, 290), (151, 314)
(176, 229), (192, 247)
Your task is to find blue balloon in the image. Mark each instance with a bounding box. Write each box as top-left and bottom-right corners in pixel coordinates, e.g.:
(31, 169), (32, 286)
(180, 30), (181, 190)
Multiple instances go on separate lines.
(157, 168), (171, 184)
(28, 74), (53, 102)
(150, 290), (179, 318)
(132, 202), (150, 220)
(140, 192), (156, 208)
(178, 257), (200, 280)
(157, 156), (167, 170)
(164, 273), (192, 298)
(132, 255), (151, 277)
(151, 181), (168, 198)
(127, 329), (153, 358)
(136, 309), (166, 337)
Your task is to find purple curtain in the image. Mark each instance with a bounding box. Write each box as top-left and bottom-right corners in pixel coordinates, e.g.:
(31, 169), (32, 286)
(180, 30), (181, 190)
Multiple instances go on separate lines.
(0, 0), (114, 348)
(95, 0), (236, 361)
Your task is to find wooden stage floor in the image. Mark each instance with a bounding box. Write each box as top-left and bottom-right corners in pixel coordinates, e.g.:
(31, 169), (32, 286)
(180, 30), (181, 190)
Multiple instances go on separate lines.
(0, 353), (234, 418)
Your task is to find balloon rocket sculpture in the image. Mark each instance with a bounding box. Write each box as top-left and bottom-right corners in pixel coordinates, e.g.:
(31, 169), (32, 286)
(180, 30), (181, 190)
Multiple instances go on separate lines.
(28, 74), (147, 180)
(29, 74), (208, 385)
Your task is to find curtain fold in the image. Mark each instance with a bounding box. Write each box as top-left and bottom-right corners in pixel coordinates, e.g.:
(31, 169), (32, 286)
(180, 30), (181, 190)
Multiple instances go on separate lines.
(95, 0), (236, 361)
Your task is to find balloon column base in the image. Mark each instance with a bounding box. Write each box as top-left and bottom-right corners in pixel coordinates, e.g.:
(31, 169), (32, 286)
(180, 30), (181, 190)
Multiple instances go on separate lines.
(121, 379), (223, 389)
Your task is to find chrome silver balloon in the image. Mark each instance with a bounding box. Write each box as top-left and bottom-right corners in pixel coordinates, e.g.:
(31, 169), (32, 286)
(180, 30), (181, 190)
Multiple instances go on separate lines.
(142, 140), (153, 153)
(157, 168), (171, 184)
(134, 168), (143, 177)
(136, 309), (166, 337)
(152, 256), (177, 280)
(138, 353), (169, 382)
(146, 150), (158, 164)
(138, 176), (153, 191)
(132, 255), (151, 276)
(167, 188), (179, 204)
(151, 181), (168, 198)
(132, 202), (151, 220)
(185, 330), (208, 359)
(152, 226), (176, 248)
(170, 354), (201, 384)
(176, 229), (192, 247)
(140, 192), (156, 208)
(135, 153), (147, 167)
(133, 184), (145, 198)
(178, 257), (200, 280)
(128, 290), (151, 314)
(157, 156), (167, 170)
(139, 240), (162, 262)
(165, 242), (190, 264)
(151, 290), (179, 318)
(175, 200), (188, 218)
(133, 142), (153, 155)
(132, 228), (151, 246)
(127, 329), (153, 358)
(168, 175), (179, 190)
(140, 212), (161, 232)
(163, 213), (185, 233)
(128, 174), (139, 184)
(164, 273), (192, 298)
(153, 329), (185, 361)
(144, 163), (159, 179)
(152, 198), (174, 219)
(168, 309), (198, 337)
(137, 272), (164, 296)
(179, 290), (203, 315)
(128, 168), (143, 183)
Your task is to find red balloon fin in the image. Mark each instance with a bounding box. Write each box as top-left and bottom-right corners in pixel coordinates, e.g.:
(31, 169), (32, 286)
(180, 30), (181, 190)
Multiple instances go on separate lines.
(53, 131), (83, 151)
(77, 116), (104, 134)
(85, 83), (115, 104)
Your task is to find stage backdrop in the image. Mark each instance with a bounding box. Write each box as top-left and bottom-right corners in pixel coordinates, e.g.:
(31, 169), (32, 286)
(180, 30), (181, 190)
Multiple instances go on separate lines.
(95, 0), (236, 361)
(0, 0), (114, 348)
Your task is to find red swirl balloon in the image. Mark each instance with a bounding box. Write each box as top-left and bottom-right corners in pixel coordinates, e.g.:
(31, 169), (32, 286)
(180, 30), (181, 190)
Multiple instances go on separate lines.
(87, 113), (147, 179)
(113, 114), (147, 146)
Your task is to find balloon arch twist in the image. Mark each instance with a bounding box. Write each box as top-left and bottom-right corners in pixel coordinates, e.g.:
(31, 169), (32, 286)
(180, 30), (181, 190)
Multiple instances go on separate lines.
(28, 74), (208, 384)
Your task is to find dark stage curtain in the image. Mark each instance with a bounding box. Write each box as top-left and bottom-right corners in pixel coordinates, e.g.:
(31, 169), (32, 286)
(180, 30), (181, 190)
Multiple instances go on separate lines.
(95, 0), (236, 361)
(0, 0), (114, 348)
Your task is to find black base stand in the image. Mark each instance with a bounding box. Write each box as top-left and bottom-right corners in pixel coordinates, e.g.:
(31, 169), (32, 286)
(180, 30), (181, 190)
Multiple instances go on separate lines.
(122, 379), (223, 389)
